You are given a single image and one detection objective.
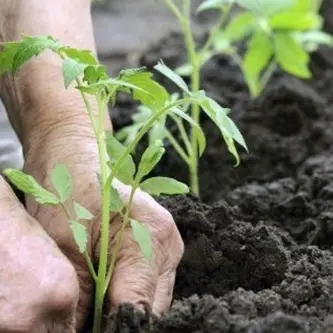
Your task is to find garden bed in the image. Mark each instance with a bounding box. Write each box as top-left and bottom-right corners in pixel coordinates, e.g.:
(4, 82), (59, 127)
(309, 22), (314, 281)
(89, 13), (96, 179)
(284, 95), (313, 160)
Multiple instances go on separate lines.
(99, 2), (333, 332)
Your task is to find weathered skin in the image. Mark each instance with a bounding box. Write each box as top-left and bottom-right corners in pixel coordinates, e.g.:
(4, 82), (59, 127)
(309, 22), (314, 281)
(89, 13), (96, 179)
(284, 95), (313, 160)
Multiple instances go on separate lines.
(0, 1), (184, 332)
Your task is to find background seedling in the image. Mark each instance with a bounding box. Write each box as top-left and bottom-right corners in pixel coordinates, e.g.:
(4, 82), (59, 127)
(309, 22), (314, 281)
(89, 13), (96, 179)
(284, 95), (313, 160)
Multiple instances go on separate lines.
(117, 0), (332, 196)
(0, 35), (245, 333)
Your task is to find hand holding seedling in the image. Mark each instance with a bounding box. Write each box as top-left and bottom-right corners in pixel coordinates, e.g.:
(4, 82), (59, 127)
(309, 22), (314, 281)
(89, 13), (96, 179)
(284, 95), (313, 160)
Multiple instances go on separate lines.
(0, 1), (184, 332)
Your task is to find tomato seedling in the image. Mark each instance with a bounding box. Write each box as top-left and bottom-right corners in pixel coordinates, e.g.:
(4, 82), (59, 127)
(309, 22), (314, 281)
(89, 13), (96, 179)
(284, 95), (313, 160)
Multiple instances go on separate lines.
(116, 0), (331, 195)
(0, 35), (246, 333)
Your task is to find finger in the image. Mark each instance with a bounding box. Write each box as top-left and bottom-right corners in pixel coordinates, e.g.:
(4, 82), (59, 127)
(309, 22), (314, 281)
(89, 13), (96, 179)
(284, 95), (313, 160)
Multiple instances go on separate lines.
(107, 228), (158, 310)
(152, 270), (176, 316)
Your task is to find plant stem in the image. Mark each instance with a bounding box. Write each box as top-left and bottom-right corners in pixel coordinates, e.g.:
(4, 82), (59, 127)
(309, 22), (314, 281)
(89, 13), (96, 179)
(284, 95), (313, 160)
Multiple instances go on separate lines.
(92, 96), (111, 333)
(165, 130), (190, 164)
(200, 3), (233, 57)
(258, 61), (277, 97)
(182, 0), (200, 195)
(104, 185), (137, 294)
(171, 115), (192, 155)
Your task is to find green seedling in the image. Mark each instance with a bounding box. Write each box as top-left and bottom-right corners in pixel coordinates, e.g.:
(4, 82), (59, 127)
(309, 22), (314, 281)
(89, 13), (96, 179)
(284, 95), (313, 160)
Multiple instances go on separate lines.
(118, 0), (331, 195)
(0, 35), (245, 333)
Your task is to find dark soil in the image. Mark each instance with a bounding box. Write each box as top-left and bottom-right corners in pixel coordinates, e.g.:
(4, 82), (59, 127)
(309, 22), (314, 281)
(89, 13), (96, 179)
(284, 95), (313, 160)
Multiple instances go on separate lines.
(105, 2), (333, 333)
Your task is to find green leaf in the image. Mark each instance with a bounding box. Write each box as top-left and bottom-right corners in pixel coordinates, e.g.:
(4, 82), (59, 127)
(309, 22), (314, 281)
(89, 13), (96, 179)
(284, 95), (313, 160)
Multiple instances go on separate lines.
(294, 31), (333, 49)
(130, 219), (153, 261)
(62, 58), (86, 88)
(269, 12), (322, 30)
(74, 202), (94, 220)
(140, 177), (189, 196)
(154, 61), (190, 94)
(223, 12), (255, 42)
(83, 65), (107, 84)
(274, 32), (311, 78)
(200, 98), (247, 165)
(0, 41), (21, 75)
(236, 0), (294, 16)
(105, 131), (136, 185)
(59, 47), (97, 65)
(50, 164), (72, 203)
(110, 185), (124, 212)
(137, 140), (165, 181)
(120, 71), (169, 110)
(170, 107), (206, 156)
(12, 36), (60, 72)
(70, 221), (88, 253)
(3, 168), (59, 205)
(243, 31), (273, 96)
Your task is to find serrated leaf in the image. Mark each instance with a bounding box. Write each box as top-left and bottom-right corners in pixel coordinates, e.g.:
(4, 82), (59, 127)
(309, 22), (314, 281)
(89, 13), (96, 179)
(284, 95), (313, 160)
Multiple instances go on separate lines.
(83, 65), (107, 84)
(12, 36), (60, 72)
(110, 185), (123, 212)
(74, 202), (94, 220)
(105, 131), (136, 185)
(62, 58), (86, 88)
(3, 168), (59, 205)
(170, 107), (206, 156)
(59, 47), (97, 65)
(130, 219), (153, 261)
(243, 31), (273, 97)
(51, 164), (72, 202)
(140, 177), (189, 196)
(137, 141), (165, 181)
(200, 98), (247, 165)
(154, 61), (190, 94)
(70, 221), (88, 253)
(120, 71), (169, 110)
(274, 32), (311, 78)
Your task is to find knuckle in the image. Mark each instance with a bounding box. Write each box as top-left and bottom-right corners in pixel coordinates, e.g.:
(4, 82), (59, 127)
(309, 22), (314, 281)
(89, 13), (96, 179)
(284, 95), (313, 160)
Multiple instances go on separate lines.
(45, 259), (79, 312)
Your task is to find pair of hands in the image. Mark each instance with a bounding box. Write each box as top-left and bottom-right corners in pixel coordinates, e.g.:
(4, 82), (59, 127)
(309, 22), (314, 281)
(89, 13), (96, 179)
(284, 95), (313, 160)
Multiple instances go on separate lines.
(0, 94), (184, 332)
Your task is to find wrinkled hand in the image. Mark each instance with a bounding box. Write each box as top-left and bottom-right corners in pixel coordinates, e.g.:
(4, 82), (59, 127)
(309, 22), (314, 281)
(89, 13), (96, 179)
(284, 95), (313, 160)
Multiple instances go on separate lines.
(0, 176), (79, 333)
(23, 109), (184, 331)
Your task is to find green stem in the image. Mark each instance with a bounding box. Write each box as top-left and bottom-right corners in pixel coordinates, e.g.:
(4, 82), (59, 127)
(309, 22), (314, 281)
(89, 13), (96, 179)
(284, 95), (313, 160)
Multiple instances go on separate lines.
(170, 115), (192, 156)
(92, 96), (111, 333)
(182, 0), (200, 195)
(200, 3), (233, 57)
(104, 185), (137, 294)
(165, 130), (190, 164)
(258, 61), (277, 97)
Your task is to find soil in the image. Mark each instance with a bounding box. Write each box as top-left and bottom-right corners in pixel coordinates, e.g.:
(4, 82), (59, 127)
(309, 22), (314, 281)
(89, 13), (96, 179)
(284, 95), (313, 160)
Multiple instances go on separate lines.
(100, 1), (333, 332)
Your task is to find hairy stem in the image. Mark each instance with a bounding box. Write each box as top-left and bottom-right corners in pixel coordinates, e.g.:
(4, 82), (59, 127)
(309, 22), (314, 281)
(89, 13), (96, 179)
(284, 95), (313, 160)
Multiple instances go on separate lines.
(165, 129), (190, 164)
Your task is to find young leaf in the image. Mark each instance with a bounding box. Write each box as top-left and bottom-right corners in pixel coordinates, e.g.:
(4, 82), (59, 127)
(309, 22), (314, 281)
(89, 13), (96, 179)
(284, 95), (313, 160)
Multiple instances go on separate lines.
(3, 168), (59, 205)
(74, 202), (94, 221)
(51, 164), (72, 203)
(105, 131), (136, 185)
(70, 221), (88, 253)
(154, 61), (190, 95)
(137, 140), (165, 181)
(222, 12), (255, 42)
(130, 219), (153, 261)
(12, 36), (60, 72)
(273, 32), (311, 78)
(110, 185), (124, 213)
(140, 177), (189, 196)
(62, 58), (86, 88)
(243, 31), (273, 96)
(59, 47), (97, 65)
(0, 41), (21, 75)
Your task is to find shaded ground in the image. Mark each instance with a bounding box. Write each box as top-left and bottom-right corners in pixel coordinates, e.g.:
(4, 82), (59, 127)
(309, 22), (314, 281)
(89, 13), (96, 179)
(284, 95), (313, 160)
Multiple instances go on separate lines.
(98, 1), (333, 332)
